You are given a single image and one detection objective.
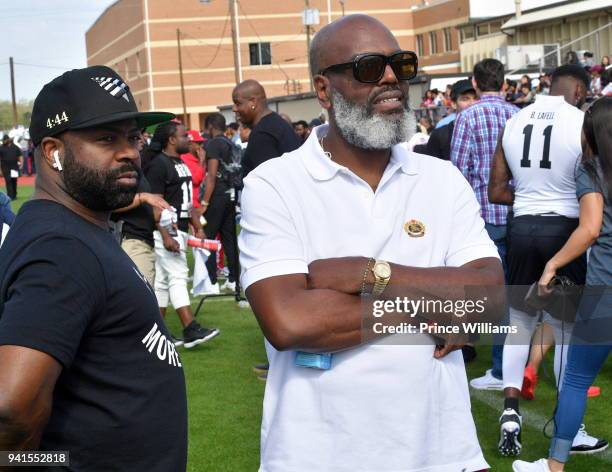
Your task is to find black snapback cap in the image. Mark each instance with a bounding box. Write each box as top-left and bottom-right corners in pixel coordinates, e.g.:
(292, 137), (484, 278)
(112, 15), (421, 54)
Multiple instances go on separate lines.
(450, 79), (475, 101)
(30, 65), (175, 145)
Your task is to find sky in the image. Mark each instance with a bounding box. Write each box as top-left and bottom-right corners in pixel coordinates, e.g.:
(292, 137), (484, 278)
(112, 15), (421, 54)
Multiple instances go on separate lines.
(0, 0), (117, 102)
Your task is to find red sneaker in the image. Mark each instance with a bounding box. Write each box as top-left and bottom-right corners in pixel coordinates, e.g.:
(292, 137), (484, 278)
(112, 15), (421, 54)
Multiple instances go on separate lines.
(521, 365), (538, 400)
(587, 386), (601, 398)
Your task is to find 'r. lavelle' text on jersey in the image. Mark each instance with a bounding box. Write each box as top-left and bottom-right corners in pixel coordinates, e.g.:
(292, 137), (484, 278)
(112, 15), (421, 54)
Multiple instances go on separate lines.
(502, 94), (584, 217)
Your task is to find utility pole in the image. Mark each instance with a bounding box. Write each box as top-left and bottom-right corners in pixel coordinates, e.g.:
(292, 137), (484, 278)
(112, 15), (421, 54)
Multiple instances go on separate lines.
(176, 29), (188, 126)
(9, 57), (17, 128)
(230, 0), (242, 84)
(304, 0), (314, 91)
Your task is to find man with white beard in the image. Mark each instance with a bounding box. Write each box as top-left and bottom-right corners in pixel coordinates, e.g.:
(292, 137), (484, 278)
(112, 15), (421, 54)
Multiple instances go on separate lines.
(238, 14), (503, 472)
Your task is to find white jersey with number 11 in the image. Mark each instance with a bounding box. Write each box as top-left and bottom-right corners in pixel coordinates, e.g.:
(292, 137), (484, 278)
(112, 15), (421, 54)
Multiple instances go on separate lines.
(502, 94), (584, 218)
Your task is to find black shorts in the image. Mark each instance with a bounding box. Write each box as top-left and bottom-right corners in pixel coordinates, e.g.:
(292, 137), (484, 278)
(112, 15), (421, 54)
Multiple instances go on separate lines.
(507, 214), (587, 310)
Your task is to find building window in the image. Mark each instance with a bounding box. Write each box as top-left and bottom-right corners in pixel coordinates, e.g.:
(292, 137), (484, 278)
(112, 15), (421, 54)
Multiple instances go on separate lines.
(416, 34), (424, 57)
(429, 31), (438, 55)
(443, 28), (452, 52)
(489, 21), (502, 34)
(462, 26), (475, 41)
(477, 23), (489, 37)
(249, 42), (271, 66)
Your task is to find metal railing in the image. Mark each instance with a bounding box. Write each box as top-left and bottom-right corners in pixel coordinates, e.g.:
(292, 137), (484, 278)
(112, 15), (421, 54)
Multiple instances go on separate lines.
(507, 21), (612, 75)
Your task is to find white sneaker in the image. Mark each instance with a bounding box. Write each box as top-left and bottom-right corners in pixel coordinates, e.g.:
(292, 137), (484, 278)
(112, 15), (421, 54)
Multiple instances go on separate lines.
(220, 280), (236, 292)
(470, 369), (503, 390)
(571, 424), (609, 454)
(512, 458), (551, 472)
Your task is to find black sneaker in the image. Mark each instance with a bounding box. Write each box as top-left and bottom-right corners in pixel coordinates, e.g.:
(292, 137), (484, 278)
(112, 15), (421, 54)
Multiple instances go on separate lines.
(171, 335), (184, 347)
(499, 408), (522, 456)
(182, 322), (220, 349)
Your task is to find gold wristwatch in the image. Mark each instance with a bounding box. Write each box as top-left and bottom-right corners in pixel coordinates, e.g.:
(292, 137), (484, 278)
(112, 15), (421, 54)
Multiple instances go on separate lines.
(371, 260), (391, 296)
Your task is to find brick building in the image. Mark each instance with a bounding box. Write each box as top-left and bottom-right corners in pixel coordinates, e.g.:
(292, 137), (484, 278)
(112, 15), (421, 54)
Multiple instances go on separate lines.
(86, 0), (468, 128)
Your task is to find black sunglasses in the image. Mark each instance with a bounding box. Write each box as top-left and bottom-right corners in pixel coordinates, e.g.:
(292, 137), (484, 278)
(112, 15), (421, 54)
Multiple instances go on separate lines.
(318, 51), (418, 83)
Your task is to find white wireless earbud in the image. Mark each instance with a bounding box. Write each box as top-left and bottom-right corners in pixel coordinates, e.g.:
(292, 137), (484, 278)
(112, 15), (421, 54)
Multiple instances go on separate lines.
(52, 150), (63, 171)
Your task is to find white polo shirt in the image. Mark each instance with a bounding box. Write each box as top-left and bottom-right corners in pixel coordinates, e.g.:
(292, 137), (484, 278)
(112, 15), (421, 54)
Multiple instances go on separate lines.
(239, 125), (498, 472)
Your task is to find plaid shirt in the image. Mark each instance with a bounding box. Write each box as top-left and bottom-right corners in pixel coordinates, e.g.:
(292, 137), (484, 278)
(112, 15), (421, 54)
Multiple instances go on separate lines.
(450, 94), (519, 225)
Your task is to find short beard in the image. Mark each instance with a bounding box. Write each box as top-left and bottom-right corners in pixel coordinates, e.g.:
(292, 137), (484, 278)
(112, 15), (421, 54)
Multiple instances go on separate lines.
(330, 89), (415, 150)
(62, 147), (140, 211)
(176, 144), (190, 155)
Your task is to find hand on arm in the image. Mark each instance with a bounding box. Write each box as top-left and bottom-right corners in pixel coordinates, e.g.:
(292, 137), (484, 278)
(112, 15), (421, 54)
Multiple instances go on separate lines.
(247, 274), (364, 353)
(140, 193), (172, 211)
(113, 192), (172, 214)
(0, 346), (61, 450)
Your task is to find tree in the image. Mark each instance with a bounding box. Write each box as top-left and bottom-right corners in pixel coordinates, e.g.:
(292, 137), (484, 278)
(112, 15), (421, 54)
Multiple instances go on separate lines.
(0, 99), (34, 131)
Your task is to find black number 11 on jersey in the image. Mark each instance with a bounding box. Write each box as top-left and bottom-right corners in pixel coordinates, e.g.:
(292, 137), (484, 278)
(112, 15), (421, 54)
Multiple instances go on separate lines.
(520, 124), (553, 169)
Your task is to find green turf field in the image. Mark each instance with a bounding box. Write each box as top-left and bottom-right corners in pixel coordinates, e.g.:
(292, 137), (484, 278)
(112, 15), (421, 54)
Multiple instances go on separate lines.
(9, 185), (612, 471)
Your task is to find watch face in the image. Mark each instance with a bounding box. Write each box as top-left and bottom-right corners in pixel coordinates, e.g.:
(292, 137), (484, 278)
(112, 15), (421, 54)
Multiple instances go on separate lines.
(374, 262), (391, 278)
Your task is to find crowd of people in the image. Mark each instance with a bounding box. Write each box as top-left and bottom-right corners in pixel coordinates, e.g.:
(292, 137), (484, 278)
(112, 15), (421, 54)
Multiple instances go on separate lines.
(416, 51), (611, 131)
(1, 12), (611, 472)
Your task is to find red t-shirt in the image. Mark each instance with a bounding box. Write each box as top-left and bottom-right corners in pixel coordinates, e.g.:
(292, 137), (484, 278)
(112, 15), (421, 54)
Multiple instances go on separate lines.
(180, 153), (205, 208)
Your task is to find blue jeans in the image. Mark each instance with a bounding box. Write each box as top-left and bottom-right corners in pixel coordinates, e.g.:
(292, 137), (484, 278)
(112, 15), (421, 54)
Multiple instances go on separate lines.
(549, 289), (612, 462)
(549, 343), (610, 462)
(485, 223), (508, 380)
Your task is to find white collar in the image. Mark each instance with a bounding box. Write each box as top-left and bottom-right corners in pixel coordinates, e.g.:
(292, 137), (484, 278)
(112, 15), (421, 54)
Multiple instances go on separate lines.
(303, 124), (419, 182)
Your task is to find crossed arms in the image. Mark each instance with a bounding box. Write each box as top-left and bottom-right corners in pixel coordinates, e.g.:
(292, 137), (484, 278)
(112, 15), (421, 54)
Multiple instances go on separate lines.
(246, 256), (504, 356)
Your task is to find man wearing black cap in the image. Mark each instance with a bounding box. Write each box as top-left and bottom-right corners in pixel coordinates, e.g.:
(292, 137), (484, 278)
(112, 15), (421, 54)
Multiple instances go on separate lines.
(0, 134), (23, 199)
(0, 66), (187, 471)
(418, 79), (476, 160)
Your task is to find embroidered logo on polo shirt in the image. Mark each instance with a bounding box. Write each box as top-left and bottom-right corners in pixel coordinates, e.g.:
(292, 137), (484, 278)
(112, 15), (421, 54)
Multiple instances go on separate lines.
(404, 219), (425, 237)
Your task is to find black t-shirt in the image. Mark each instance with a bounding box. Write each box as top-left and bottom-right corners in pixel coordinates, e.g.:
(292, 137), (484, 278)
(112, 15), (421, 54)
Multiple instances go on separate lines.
(205, 136), (233, 197)
(0, 200), (187, 471)
(241, 112), (301, 176)
(421, 121), (454, 161)
(145, 152), (193, 232)
(0, 143), (22, 169)
(110, 176), (155, 246)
